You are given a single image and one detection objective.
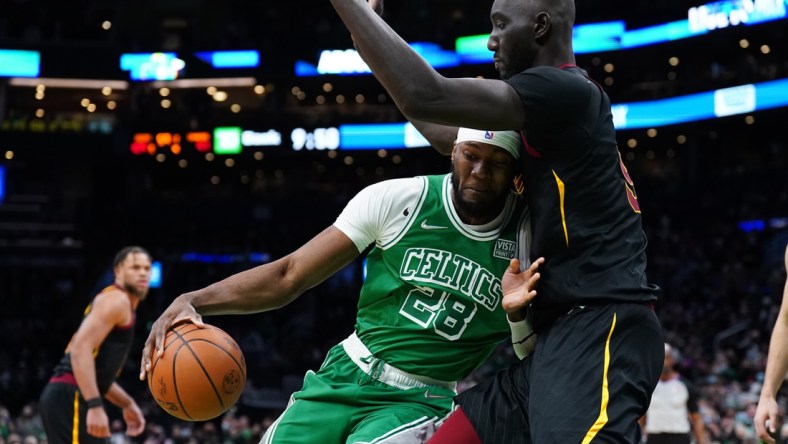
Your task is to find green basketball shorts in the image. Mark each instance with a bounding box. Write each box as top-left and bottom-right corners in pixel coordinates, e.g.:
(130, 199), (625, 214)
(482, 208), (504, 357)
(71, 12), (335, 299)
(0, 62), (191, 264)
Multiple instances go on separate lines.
(260, 333), (457, 444)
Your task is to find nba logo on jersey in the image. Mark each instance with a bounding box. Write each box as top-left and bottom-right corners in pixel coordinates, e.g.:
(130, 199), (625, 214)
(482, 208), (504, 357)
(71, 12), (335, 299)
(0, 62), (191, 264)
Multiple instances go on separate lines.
(485, 131), (494, 140)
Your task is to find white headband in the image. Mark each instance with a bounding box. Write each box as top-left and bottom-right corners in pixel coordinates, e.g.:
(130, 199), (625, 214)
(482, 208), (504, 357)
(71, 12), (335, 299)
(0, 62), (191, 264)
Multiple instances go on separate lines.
(455, 128), (521, 160)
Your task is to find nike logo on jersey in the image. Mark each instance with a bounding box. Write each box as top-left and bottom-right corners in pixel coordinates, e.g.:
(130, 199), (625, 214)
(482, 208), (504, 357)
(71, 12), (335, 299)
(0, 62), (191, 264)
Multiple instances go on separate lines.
(420, 220), (448, 230)
(424, 389), (450, 399)
(403, 208), (410, 216)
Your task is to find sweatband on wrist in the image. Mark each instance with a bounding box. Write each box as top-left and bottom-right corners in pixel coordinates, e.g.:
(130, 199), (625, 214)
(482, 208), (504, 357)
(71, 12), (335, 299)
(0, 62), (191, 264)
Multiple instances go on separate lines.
(509, 315), (536, 360)
(508, 316), (535, 345)
(85, 397), (103, 409)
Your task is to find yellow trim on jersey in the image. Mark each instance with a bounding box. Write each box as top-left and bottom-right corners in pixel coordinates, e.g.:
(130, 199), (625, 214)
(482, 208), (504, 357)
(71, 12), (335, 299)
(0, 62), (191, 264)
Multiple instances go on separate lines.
(72, 392), (80, 444)
(582, 313), (617, 444)
(552, 170), (569, 247)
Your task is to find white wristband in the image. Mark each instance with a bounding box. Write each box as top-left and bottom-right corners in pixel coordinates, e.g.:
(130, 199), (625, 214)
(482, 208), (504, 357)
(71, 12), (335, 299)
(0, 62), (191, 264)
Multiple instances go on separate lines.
(508, 314), (536, 360)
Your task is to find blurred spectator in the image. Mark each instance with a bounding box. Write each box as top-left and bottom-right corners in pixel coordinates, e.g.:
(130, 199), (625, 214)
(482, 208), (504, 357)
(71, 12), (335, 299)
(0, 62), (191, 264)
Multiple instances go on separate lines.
(13, 405), (42, 441)
(641, 343), (709, 444)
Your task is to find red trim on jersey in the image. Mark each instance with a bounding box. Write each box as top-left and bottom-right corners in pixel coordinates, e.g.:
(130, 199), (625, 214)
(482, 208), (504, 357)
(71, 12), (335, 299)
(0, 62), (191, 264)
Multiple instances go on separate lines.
(116, 312), (136, 331)
(520, 131), (541, 158)
(49, 372), (78, 386)
(426, 407), (482, 444)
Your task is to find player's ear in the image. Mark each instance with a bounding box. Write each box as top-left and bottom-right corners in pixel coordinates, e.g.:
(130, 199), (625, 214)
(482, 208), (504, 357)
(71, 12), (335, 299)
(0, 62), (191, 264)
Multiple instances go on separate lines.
(534, 12), (551, 42)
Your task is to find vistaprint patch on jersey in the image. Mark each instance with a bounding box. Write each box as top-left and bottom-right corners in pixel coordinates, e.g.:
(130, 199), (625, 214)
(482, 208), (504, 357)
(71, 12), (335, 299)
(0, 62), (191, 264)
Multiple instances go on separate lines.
(493, 239), (517, 260)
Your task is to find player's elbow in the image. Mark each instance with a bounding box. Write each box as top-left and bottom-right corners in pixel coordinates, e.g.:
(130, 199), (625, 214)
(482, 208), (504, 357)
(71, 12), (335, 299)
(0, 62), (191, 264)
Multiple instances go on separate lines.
(267, 259), (307, 309)
(398, 97), (425, 121)
(69, 343), (94, 365)
(433, 142), (453, 156)
(397, 80), (448, 122)
(399, 98), (441, 123)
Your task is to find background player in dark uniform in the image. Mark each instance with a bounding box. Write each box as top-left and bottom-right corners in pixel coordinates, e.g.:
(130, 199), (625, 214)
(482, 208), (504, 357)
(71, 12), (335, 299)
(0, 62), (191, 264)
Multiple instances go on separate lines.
(330, 0), (664, 442)
(39, 246), (150, 444)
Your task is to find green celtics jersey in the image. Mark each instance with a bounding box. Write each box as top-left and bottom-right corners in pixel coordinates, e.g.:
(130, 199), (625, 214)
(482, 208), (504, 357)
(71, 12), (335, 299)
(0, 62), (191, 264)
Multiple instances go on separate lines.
(354, 174), (528, 382)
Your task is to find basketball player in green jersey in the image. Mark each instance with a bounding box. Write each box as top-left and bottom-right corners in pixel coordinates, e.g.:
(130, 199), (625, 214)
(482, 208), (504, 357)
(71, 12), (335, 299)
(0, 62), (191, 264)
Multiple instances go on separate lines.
(141, 127), (543, 443)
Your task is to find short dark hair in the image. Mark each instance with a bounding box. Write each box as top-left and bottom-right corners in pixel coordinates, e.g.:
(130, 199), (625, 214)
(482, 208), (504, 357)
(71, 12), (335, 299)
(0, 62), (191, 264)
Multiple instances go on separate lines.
(113, 246), (151, 268)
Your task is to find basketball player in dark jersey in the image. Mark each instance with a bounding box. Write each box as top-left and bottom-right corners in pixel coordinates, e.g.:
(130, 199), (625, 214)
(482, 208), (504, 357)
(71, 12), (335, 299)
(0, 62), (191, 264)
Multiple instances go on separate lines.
(331, 0), (664, 442)
(39, 246), (151, 444)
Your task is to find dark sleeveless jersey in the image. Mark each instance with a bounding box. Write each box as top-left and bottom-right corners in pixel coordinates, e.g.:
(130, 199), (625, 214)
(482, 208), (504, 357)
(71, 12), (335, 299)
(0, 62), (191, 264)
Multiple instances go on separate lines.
(51, 284), (136, 394)
(506, 65), (659, 333)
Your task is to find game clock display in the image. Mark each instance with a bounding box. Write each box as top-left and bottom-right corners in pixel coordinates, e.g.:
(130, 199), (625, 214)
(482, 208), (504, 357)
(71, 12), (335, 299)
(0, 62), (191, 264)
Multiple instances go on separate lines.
(290, 127), (340, 151)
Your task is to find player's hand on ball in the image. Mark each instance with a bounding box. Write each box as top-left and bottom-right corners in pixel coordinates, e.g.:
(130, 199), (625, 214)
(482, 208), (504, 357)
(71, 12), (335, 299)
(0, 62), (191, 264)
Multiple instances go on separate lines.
(147, 324), (246, 421)
(140, 294), (205, 381)
(502, 257), (544, 320)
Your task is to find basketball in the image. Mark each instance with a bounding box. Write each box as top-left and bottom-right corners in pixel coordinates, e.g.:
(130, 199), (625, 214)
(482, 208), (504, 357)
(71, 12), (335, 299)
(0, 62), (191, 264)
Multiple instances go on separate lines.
(147, 323), (246, 421)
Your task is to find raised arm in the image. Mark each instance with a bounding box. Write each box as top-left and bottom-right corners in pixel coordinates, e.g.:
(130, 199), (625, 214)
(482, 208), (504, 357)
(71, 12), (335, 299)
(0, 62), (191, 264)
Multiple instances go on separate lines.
(409, 119), (459, 156)
(140, 226), (360, 379)
(755, 243), (788, 443)
(351, 0), (479, 156)
(330, 0), (524, 130)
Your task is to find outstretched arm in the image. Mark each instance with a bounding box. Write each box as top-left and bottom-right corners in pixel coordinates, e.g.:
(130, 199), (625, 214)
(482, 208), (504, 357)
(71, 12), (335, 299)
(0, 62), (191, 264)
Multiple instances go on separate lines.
(367, 0), (383, 16)
(351, 0), (460, 156)
(330, 0), (524, 130)
(755, 244), (788, 443)
(409, 119), (458, 156)
(140, 226), (359, 380)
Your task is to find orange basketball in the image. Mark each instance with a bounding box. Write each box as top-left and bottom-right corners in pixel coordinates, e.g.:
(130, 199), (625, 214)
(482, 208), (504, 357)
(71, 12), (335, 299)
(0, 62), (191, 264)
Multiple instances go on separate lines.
(147, 323), (246, 421)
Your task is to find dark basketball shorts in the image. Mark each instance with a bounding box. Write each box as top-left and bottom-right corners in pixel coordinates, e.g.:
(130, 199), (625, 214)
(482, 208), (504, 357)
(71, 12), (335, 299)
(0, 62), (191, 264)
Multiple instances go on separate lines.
(39, 382), (110, 444)
(457, 302), (664, 444)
